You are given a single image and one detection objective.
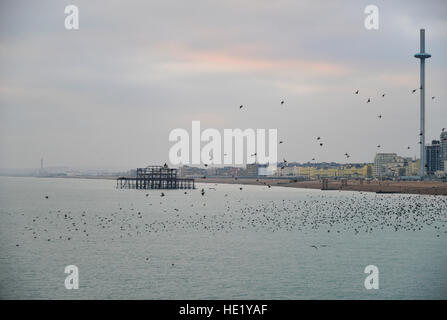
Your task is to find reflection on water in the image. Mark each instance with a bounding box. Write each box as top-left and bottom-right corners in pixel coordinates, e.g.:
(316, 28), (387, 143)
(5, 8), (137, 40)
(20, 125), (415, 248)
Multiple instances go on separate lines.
(0, 177), (446, 299)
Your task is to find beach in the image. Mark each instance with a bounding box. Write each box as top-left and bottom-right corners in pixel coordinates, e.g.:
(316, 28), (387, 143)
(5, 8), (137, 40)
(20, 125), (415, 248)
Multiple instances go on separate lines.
(196, 177), (447, 196)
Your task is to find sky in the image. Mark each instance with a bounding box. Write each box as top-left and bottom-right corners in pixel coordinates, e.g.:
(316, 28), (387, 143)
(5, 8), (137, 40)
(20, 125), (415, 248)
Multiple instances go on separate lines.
(0, 0), (446, 169)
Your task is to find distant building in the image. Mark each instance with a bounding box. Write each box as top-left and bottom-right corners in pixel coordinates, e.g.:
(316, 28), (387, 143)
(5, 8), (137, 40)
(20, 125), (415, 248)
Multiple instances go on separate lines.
(277, 165), (300, 176)
(178, 165), (206, 178)
(294, 164), (372, 178)
(426, 140), (441, 175)
(214, 166), (244, 177)
(441, 131), (447, 171)
(257, 163), (272, 176)
(383, 156), (408, 177)
(406, 159), (420, 176)
(246, 163), (258, 176)
(373, 153), (397, 177)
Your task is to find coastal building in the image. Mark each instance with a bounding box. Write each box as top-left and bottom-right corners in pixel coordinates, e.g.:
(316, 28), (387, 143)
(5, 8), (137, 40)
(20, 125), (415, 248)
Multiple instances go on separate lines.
(215, 166), (239, 177)
(178, 165), (207, 178)
(295, 164), (372, 178)
(383, 156), (409, 177)
(257, 163), (272, 176)
(277, 165), (300, 176)
(426, 140), (441, 175)
(246, 163), (258, 176)
(406, 159), (420, 176)
(441, 131), (447, 171)
(373, 153), (398, 177)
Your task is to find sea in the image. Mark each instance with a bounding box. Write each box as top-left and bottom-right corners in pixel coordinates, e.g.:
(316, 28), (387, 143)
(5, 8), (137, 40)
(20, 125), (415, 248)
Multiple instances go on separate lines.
(0, 176), (446, 299)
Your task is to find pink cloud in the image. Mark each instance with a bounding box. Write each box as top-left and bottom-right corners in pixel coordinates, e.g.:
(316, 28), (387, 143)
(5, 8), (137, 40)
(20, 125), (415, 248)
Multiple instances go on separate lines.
(154, 43), (350, 77)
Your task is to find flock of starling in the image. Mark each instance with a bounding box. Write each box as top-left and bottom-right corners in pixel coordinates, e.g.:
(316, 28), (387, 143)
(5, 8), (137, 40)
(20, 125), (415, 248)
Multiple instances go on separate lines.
(16, 188), (447, 252)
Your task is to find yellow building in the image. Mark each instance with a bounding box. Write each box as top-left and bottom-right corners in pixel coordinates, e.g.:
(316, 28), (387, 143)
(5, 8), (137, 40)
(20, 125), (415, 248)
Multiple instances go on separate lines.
(298, 164), (373, 178)
(406, 159), (420, 176)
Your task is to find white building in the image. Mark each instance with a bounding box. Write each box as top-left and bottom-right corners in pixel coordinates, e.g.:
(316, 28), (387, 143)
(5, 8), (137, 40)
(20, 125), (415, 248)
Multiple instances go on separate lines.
(374, 153), (398, 177)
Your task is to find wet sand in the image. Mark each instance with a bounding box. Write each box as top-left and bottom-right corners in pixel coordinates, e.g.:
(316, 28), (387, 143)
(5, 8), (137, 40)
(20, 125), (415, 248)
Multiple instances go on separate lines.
(196, 177), (447, 196)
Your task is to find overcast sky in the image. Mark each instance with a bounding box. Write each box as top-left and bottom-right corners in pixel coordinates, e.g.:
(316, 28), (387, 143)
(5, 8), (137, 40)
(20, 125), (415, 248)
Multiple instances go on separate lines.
(1, 0), (446, 169)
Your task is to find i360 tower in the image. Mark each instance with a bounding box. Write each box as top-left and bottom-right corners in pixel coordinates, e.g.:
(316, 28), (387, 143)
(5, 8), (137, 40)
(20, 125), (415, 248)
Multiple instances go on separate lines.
(414, 29), (431, 177)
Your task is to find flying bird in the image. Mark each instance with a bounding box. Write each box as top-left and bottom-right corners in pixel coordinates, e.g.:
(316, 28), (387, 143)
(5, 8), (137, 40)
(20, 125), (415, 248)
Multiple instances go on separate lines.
(354, 90), (359, 94)
(378, 114), (382, 119)
(279, 141), (284, 144)
(412, 89), (417, 93)
(366, 98), (371, 103)
(281, 100), (284, 105)
(239, 105), (243, 109)
(382, 93), (386, 97)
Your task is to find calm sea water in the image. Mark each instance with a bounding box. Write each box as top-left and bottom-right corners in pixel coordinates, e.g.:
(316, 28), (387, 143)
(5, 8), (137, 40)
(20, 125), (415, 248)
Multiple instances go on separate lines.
(0, 176), (446, 299)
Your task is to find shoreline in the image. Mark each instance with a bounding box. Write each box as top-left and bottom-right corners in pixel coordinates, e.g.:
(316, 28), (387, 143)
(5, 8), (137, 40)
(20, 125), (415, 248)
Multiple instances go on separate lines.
(195, 177), (447, 196)
(2, 175), (447, 196)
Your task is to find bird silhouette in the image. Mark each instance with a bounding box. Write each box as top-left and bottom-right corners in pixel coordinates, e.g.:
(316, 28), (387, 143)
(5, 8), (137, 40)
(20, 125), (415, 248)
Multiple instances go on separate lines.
(366, 98), (371, 103)
(354, 90), (359, 94)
